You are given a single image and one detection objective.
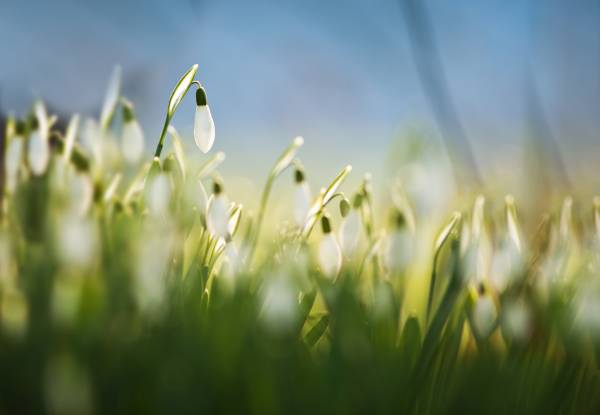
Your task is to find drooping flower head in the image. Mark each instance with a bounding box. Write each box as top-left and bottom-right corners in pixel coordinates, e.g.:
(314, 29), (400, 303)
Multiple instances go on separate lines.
(293, 166), (311, 227)
(121, 102), (145, 164)
(193, 87), (215, 154)
(318, 214), (342, 278)
(207, 179), (230, 239)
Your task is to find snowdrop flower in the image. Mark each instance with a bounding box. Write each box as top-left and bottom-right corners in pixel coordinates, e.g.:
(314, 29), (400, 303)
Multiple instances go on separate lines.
(5, 122), (25, 192)
(193, 86), (215, 153)
(28, 103), (51, 176)
(121, 103), (144, 163)
(207, 181), (230, 238)
(383, 211), (413, 274)
(57, 216), (99, 268)
(471, 286), (498, 339)
(261, 274), (298, 332)
(502, 299), (531, 342)
(135, 229), (174, 314)
(28, 128), (49, 176)
(146, 174), (171, 217)
(293, 167), (311, 227)
(68, 172), (94, 217)
(489, 236), (522, 292)
(318, 215), (342, 278)
(339, 194), (363, 257)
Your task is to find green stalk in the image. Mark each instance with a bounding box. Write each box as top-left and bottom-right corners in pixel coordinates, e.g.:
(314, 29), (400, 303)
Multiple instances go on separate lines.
(153, 64), (199, 159)
(153, 119), (170, 158)
(246, 137), (304, 264)
(426, 212), (461, 326)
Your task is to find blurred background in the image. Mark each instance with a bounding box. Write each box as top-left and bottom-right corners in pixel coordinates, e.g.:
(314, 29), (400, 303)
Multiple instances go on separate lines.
(1, 0), (600, 197)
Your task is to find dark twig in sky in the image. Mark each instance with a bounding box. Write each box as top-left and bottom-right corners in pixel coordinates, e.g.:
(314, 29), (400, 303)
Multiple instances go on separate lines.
(399, 0), (482, 189)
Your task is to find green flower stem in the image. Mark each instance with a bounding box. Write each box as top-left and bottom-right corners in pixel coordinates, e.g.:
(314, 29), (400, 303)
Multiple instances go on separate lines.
(246, 174), (274, 265)
(153, 118), (170, 158)
(425, 248), (441, 326)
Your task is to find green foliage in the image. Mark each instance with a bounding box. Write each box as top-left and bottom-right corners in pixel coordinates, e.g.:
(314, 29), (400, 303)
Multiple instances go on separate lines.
(1, 77), (600, 414)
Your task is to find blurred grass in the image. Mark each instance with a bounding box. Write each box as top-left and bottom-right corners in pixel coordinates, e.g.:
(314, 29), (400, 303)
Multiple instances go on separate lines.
(1, 92), (600, 414)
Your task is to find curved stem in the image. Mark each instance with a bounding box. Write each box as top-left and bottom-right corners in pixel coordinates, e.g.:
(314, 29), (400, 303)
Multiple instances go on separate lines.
(425, 249), (440, 326)
(301, 192), (345, 242)
(154, 117), (171, 158)
(246, 174), (274, 264)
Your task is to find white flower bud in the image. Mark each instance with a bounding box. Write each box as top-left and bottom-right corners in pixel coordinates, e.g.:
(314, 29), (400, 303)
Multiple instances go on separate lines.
(121, 120), (145, 163)
(293, 181), (311, 227)
(502, 300), (531, 342)
(340, 210), (362, 257)
(146, 174), (171, 217)
(193, 88), (215, 153)
(384, 229), (412, 273)
(261, 275), (298, 331)
(28, 129), (49, 176)
(489, 239), (522, 292)
(57, 217), (98, 268)
(207, 193), (230, 238)
(472, 295), (497, 339)
(318, 233), (342, 278)
(5, 136), (23, 192)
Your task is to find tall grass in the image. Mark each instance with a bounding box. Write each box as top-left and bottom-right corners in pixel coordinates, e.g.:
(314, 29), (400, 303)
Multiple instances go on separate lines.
(1, 66), (600, 414)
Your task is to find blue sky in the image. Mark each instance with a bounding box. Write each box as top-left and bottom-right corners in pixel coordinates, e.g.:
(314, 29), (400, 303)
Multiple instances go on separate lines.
(1, 0), (599, 183)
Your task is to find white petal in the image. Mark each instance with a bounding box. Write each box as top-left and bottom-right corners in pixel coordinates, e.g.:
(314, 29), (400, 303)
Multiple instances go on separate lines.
(57, 217), (98, 268)
(194, 105), (215, 153)
(207, 195), (230, 238)
(68, 173), (94, 216)
(121, 121), (145, 163)
(147, 175), (171, 216)
(384, 230), (412, 273)
(318, 234), (342, 277)
(135, 230), (173, 313)
(340, 210), (362, 256)
(472, 296), (497, 339)
(502, 300), (531, 341)
(34, 101), (49, 141)
(489, 241), (522, 292)
(293, 182), (311, 227)
(261, 276), (298, 331)
(6, 137), (23, 191)
(28, 130), (49, 176)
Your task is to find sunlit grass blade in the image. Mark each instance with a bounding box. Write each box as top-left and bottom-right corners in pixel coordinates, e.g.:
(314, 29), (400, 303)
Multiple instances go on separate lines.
(167, 65), (198, 118)
(167, 126), (187, 180)
(63, 114), (80, 162)
(197, 151), (226, 179)
(505, 194), (522, 252)
(427, 212), (461, 324)
(271, 136), (304, 178)
(100, 65), (121, 131)
(305, 314), (329, 348)
(322, 165), (352, 206)
(301, 165), (352, 239)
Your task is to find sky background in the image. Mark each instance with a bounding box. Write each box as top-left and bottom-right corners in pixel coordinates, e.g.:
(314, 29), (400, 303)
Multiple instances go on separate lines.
(1, 0), (600, 192)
